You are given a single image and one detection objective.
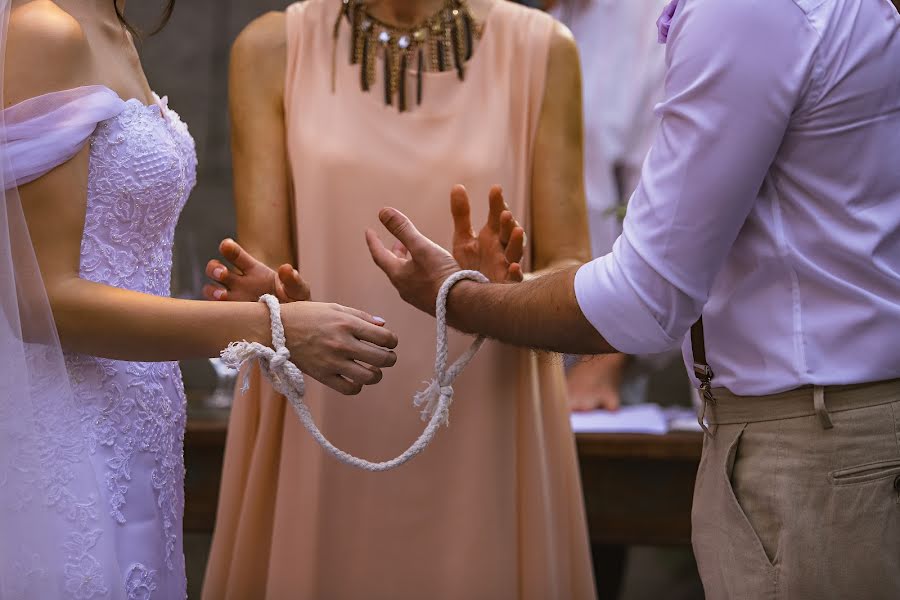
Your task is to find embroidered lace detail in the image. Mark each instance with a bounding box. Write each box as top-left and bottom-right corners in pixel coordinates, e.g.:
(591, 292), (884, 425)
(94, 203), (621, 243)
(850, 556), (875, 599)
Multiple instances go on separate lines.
(62, 95), (196, 589)
(125, 563), (158, 600)
(79, 99), (196, 297)
(67, 357), (187, 571)
(2, 345), (111, 598)
(64, 530), (110, 599)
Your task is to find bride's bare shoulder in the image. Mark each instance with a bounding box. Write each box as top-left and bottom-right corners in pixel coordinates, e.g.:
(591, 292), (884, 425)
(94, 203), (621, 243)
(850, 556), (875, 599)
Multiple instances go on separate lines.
(6, 0), (90, 106)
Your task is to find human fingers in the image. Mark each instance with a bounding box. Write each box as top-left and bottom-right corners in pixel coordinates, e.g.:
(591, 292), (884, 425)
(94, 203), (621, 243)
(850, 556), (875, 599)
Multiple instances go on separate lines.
(450, 184), (474, 240)
(277, 264), (311, 301)
(505, 227), (525, 265)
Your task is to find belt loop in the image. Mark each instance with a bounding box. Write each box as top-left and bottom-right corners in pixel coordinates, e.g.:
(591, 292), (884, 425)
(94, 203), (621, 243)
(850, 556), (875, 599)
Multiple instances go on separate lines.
(813, 386), (833, 429)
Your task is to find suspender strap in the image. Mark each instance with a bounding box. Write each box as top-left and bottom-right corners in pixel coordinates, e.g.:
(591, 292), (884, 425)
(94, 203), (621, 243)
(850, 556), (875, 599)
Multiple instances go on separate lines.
(691, 317), (716, 435)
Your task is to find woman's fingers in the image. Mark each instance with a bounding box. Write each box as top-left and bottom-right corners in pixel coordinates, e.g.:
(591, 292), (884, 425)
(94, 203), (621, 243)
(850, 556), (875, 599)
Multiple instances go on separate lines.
(219, 238), (262, 274)
(348, 340), (398, 368)
(202, 283), (228, 301)
(277, 264), (311, 301)
(335, 305), (398, 348)
(206, 259), (232, 286)
(352, 319), (399, 349)
(320, 374), (364, 396)
(339, 361), (383, 386)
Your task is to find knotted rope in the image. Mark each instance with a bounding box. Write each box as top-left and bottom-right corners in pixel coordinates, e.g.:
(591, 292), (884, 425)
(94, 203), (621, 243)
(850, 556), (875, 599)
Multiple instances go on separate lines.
(220, 270), (489, 472)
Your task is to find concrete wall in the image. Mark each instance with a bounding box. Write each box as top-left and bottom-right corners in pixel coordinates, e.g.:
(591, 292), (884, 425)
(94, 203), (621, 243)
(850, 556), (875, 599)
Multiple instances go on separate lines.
(130, 0), (292, 298)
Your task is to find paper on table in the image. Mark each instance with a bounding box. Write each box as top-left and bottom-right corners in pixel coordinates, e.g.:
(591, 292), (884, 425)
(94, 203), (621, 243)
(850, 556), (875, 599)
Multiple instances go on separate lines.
(570, 403), (669, 435)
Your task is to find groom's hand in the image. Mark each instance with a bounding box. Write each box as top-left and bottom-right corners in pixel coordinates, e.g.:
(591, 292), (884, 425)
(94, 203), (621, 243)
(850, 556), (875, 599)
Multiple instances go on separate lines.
(451, 184), (526, 283)
(366, 208), (461, 315)
(204, 239), (311, 303)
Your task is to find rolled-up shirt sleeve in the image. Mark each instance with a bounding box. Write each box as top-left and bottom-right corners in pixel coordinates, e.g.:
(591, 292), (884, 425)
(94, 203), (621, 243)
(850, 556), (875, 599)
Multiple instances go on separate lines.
(575, 0), (816, 354)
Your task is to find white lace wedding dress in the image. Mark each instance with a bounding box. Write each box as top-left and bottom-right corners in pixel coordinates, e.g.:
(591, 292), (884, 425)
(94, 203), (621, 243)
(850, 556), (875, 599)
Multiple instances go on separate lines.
(3, 85), (196, 599)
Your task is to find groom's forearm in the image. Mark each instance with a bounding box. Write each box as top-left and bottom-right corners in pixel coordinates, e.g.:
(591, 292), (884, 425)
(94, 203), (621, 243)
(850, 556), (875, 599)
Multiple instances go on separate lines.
(446, 266), (616, 354)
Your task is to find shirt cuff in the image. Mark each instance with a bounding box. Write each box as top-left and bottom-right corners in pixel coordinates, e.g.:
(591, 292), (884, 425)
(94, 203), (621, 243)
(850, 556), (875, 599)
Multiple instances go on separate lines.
(574, 253), (680, 355)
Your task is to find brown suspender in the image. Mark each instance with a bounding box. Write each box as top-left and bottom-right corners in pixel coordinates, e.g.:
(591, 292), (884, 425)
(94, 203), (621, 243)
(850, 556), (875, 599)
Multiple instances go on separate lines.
(691, 317), (716, 435)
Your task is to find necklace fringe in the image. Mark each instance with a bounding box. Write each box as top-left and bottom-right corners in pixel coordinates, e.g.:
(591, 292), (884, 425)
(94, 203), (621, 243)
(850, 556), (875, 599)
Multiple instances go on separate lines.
(332, 0), (480, 112)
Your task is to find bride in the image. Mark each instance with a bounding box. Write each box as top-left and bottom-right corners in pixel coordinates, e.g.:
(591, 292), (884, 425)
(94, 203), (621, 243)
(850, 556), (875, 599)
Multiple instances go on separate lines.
(0, 0), (400, 596)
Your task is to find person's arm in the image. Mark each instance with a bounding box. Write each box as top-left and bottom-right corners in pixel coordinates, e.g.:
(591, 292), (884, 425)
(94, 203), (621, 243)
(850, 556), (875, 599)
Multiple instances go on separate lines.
(368, 0), (814, 357)
(11, 7), (396, 394)
(368, 208), (610, 354)
(203, 12), (301, 302)
(528, 22), (591, 276)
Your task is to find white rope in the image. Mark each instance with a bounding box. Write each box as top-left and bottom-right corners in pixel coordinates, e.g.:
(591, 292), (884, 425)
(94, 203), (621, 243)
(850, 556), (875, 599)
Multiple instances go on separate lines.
(220, 270), (489, 472)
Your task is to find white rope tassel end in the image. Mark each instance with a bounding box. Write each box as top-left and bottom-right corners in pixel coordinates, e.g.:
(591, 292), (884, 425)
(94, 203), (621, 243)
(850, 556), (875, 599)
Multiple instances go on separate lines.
(413, 380), (454, 426)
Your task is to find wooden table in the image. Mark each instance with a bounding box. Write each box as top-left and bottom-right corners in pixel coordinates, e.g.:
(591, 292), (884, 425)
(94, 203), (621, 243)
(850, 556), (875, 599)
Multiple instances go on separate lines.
(184, 389), (231, 533)
(577, 431), (702, 546)
(576, 431), (703, 598)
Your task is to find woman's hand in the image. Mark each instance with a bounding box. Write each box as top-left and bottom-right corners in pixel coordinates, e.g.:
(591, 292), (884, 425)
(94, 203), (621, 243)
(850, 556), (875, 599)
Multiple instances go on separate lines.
(204, 238), (310, 303)
(450, 185), (526, 283)
(280, 301), (399, 395)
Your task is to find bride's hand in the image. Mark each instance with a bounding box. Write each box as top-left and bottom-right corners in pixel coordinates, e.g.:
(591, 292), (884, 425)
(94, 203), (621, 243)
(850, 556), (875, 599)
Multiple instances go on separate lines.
(279, 301), (398, 395)
(449, 184), (526, 283)
(204, 238), (311, 303)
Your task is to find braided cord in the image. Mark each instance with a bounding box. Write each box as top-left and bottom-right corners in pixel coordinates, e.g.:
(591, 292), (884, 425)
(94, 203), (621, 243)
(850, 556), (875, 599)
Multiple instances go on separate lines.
(220, 270), (488, 472)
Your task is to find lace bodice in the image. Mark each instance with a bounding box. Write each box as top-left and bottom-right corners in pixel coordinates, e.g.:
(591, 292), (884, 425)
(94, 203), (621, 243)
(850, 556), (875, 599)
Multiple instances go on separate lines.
(61, 94), (196, 599)
(79, 96), (196, 294)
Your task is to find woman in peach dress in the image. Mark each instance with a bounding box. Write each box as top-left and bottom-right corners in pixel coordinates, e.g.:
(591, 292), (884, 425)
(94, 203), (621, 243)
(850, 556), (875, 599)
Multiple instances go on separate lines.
(202, 0), (595, 597)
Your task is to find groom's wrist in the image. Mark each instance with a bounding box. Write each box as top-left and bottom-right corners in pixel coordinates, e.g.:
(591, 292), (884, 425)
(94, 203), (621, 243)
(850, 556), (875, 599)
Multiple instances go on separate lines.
(445, 279), (480, 334)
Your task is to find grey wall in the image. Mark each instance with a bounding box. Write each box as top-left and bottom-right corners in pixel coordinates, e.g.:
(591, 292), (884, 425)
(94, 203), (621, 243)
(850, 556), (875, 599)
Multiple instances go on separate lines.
(130, 0), (292, 298)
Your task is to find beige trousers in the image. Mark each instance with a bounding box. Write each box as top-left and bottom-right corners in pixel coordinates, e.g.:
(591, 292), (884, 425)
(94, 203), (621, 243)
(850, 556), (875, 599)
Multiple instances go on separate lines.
(692, 380), (900, 599)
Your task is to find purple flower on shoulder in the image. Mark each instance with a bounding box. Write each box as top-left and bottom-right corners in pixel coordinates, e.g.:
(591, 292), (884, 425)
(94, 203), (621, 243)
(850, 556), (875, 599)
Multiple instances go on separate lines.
(657, 0), (680, 44)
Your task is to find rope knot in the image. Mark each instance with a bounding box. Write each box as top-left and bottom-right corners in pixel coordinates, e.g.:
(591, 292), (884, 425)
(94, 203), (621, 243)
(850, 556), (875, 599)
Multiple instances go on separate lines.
(270, 346), (291, 371)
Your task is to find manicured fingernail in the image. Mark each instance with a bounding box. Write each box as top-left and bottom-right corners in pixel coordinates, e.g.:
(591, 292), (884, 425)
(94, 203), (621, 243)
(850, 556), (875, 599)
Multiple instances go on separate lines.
(372, 316), (386, 325)
(213, 289), (225, 300)
(214, 268), (225, 279)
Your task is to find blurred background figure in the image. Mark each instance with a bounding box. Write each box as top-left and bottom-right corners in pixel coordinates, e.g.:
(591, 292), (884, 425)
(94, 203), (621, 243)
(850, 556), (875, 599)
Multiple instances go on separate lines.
(546, 0), (691, 415)
(539, 0), (702, 598)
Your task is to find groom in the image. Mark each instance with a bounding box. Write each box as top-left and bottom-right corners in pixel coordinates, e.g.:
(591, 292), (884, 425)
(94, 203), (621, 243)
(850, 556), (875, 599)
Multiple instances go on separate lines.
(367, 0), (900, 598)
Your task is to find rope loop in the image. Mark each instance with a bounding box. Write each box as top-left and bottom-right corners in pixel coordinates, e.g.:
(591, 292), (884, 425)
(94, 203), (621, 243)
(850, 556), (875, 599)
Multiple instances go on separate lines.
(220, 269), (489, 472)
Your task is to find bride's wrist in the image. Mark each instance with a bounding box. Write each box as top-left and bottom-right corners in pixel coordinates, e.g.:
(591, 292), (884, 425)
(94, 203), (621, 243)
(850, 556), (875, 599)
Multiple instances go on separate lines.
(244, 300), (274, 347)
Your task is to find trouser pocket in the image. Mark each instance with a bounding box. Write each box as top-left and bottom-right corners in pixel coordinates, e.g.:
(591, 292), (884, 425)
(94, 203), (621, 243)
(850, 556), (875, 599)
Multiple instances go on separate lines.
(830, 458), (900, 486)
(692, 424), (777, 600)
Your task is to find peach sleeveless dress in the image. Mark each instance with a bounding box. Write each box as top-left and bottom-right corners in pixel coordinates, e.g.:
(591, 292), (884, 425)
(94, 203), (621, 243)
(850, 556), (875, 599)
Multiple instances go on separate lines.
(203, 1), (595, 598)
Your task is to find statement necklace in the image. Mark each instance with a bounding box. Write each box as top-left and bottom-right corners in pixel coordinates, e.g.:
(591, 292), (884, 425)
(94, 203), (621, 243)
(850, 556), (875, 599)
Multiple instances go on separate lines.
(332, 0), (481, 112)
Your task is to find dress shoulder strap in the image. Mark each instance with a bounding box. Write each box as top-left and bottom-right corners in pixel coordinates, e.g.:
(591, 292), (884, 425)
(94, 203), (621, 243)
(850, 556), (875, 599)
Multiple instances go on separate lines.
(2, 85), (126, 189)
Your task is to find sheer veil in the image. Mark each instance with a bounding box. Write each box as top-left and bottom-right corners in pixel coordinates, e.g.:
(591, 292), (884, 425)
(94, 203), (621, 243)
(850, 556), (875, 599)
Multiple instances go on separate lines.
(1, 1), (123, 597)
